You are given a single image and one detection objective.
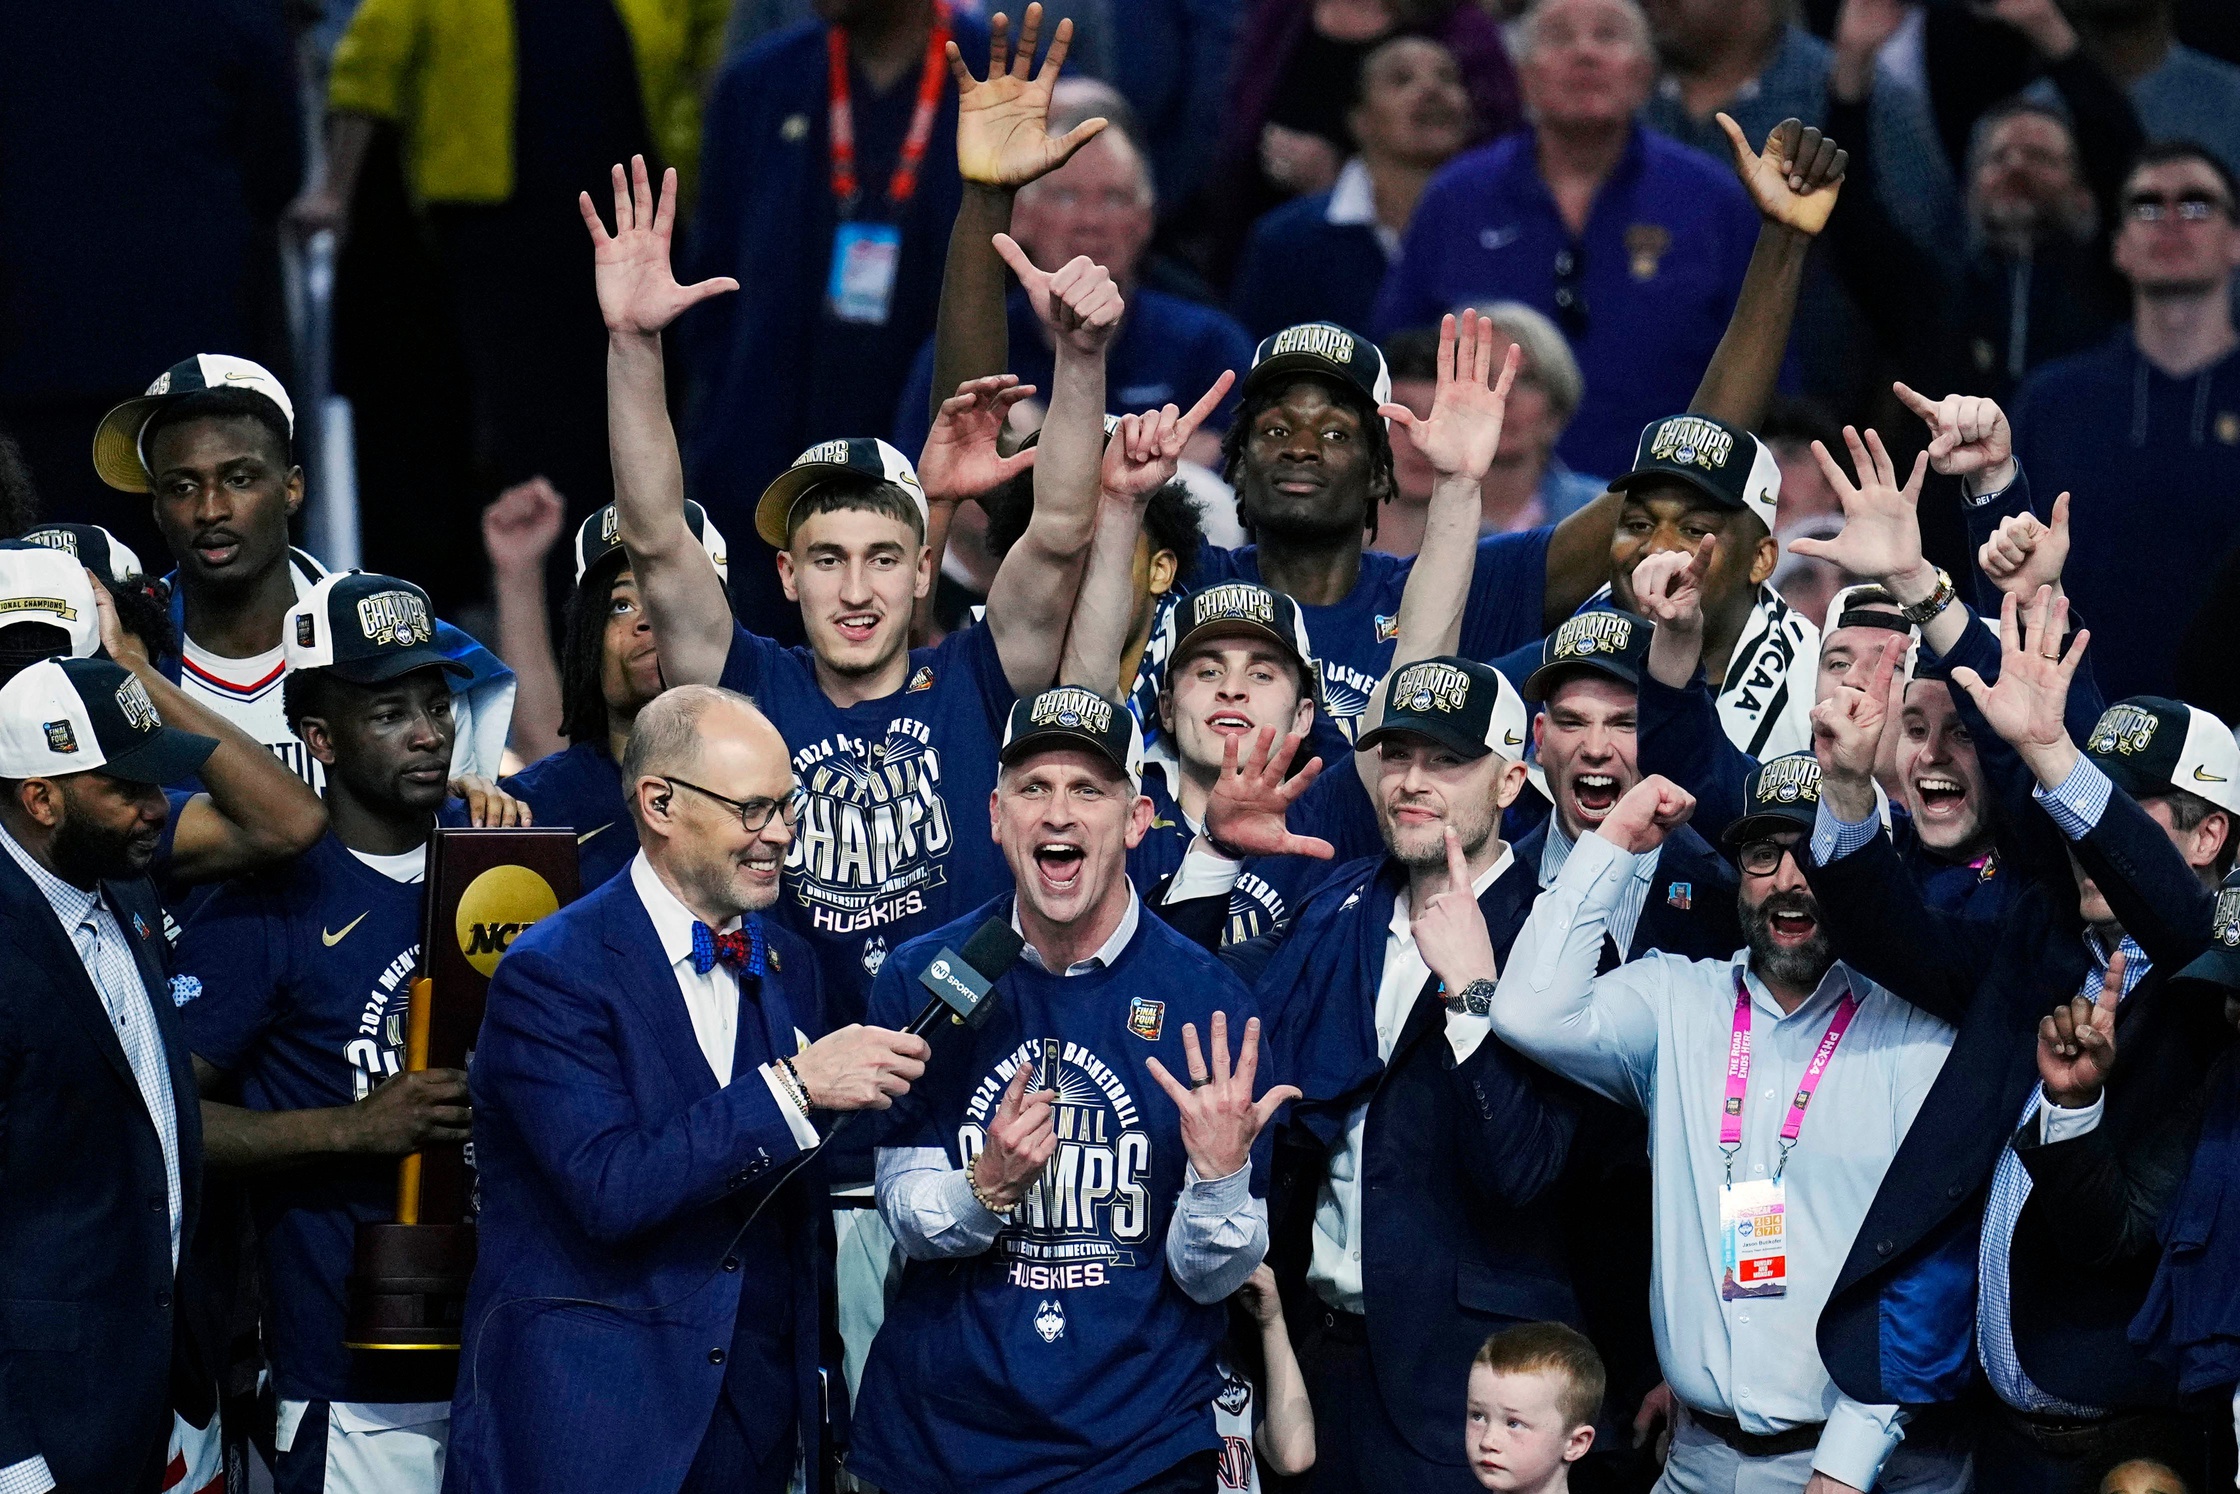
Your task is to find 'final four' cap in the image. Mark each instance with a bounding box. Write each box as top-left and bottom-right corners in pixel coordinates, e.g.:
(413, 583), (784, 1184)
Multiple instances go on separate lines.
(93, 355), (296, 493)
(286, 572), (468, 687)
(1613, 413), (1780, 533)
(754, 438), (927, 549)
(1001, 686), (1146, 793)
(0, 657), (216, 783)
(2082, 696), (2240, 817)
(1357, 656), (1528, 761)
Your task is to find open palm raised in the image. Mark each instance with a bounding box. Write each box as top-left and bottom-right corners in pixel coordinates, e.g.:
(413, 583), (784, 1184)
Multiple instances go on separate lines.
(1379, 310), (1519, 486)
(952, 4), (1107, 188)
(579, 155), (738, 337)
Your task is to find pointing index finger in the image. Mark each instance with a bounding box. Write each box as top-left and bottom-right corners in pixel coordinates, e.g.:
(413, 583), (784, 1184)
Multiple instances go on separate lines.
(1445, 824), (1471, 894)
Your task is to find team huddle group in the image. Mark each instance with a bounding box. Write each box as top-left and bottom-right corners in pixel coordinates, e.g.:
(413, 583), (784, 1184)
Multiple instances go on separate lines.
(5, 13), (2240, 1494)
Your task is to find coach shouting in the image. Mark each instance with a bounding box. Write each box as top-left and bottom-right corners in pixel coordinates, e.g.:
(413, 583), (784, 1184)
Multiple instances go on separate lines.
(446, 685), (929, 1493)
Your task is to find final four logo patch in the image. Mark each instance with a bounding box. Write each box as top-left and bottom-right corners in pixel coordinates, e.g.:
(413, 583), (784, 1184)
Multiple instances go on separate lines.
(1127, 997), (1165, 1042)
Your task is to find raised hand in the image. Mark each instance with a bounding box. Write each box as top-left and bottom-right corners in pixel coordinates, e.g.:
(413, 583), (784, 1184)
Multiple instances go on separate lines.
(1786, 425), (1930, 585)
(1810, 636), (1901, 791)
(1146, 1011), (1300, 1181)
(993, 233), (1124, 354)
(1596, 775), (1698, 855)
(1102, 371), (1236, 502)
(580, 156), (739, 337)
(1413, 826), (1499, 991)
(1893, 383), (2014, 488)
(482, 477), (567, 577)
(951, 5), (1106, 188)
(1717, 115), (1848, 236)
(1633, 538), (1713, 632)
(970, 1062), (1058, 1208)
(1378, 311), (1520, 486)
(2038, 949), (2122, 1109)
(1977, 491), (2071, 603)
(1948, 586), (2089, 783)
(919, 374), (1039, 506)
(1203, 726), (1333, 861)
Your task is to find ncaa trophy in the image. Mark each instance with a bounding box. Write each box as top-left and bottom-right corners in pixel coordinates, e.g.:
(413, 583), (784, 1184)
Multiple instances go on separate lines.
(343, 826), (581, 1351)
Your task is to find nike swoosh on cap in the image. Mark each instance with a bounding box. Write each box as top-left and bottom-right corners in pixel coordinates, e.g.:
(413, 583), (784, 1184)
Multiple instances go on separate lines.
(1504, 730), (1524, 746)
(2197, 766), (2230, 783)
(322, 910), (370, 947)
(578, 823), (613, 844)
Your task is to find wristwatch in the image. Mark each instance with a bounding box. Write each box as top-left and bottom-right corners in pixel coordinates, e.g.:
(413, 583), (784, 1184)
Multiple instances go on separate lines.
(1898, 568), (1957, 626)
(1443, 978), (1497, 1017)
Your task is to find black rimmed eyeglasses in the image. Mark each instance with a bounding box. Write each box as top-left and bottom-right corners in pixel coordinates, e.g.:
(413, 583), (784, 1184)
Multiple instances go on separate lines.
(1735, 836), (1806, 877)
(664, 778), (808, 834)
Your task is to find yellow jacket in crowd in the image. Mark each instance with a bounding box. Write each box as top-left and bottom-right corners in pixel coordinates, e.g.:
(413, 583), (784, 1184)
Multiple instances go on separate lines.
(326, 0), (730, 205)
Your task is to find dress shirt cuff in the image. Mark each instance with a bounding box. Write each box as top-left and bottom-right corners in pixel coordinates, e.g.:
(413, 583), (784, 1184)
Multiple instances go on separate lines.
(758, 1064), (821, 1152)
(2032, 755), (2111, 841)
(1169, 1161), (1267, 1303)
(1165, 843), (1243, 903)
(1444, 1008), (1492, 1064)
(1812, 1397), (1907, 1491)
(0, 1455), (54, 1494)
(2039, 1091), (2106, 1144)
(1810, 794), (1882, 866)
(875, 1147), (1007, 1259)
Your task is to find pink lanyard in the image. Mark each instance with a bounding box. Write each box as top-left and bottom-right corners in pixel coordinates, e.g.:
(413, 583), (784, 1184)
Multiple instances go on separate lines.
(1720, 970), (1859, 1182)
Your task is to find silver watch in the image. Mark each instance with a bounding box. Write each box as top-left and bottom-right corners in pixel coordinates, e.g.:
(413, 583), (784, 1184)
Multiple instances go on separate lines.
(1445, 978), (1497, 1017)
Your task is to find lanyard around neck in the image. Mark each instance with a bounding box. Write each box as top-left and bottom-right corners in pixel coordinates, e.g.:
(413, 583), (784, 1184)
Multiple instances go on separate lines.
(826, 2), (953, 216)
(1720, 968), (1858, 1182)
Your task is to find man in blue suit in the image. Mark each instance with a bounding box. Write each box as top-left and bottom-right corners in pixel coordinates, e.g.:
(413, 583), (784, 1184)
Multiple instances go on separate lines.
(446, 683), (932, 1494)
(0, 657), (219, 1493)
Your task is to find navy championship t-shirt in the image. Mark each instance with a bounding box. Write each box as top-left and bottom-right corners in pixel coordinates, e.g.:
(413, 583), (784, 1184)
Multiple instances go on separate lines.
(719, 620), (1017, 1025)
(851, 896), (1269, 1494)
(1126, 769), (1304, 946)
(502, 739), (634, 890)
(174, 830), (443, 1403)
(1193, 529), (1552, 742)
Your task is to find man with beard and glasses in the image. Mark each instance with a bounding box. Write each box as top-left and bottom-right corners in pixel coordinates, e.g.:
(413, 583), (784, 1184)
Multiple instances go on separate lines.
(0, 657), (218, 1494)
(1490, 757), (1964, 1494)
(172, 572), (517, 1490)
(1804, 590), (2237, 1493)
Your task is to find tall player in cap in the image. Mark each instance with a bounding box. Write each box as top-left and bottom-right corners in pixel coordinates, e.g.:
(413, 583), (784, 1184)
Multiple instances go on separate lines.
(499, 498), (731, 890)
(0, 657), (218, 1494)
(851, 685), (1292, 1494)
(1170, 655), (1593, 1492)
(90, 354), (517, 789)
(171, 571), (517, 1490)
(587, 157), (1136, 1036)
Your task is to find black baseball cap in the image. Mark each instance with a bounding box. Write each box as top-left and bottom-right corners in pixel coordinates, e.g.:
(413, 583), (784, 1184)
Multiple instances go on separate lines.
(1357, 656), (1529, 761)
(1242, 322), (1393, 415)
(1613, 414), (1780, 531)
(2174, 872), (2240, 991)
(16, 523), (146, 585)
(93, 354), (295, 493)
(573, 500), (730, 586)
(2082, 697), (2240, 816)
(1000, 686), (1145, 792)
(284, 572), (467, 687)
(754, 437), (927, 548)
(1163, 581), (1317, 689)
(1523, 608), (1653, 701)
(0, 657), (217, 784)
(1722, 752), (1824, 849)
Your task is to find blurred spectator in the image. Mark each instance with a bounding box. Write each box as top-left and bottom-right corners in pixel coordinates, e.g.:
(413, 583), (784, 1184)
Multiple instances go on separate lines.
(0, 433), (43, 541)
(1768, 513), (1853, 628)
(298, 0), (726, 608)
(1230, 35), (1475, 339)
(1759, 396), (1845, 530)
(1373, 0), (1758, 478)
(2010, 142), (2240, 701)
(892, 83), (1252, 462)
(2058, 0), (2240, 177)
(1374, 307), (1603, 556)
(1642, 0), (1959, 258)
(683, 0), (989, 643)
(1180, 0), (1521, 286)
(2176, 0), (2240, 66)
(1107, 0), (1242, 216)
(0, 0), (298, 572)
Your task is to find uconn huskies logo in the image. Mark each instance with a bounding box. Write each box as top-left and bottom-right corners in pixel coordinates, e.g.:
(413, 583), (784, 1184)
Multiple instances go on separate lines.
(1648, 416), (1735, 472)
(1268, 324), (1356, 365)
(1756, 755), (1821, 806)
(1551, 612), (1634, 659)
(356, 590), (432, 648)
(2087, 704), (2159, 757)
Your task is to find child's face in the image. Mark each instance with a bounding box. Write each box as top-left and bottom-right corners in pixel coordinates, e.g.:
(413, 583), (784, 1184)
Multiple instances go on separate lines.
(1466, 1365), (1593, 1491)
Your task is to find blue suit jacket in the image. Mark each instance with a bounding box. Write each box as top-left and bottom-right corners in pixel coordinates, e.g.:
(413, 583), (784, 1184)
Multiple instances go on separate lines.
(0, 848), (203, 1493)
(445, 870), (829, 1494)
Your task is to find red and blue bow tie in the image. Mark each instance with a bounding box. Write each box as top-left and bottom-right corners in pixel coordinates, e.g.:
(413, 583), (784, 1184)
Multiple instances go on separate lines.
(690, 919), (768, 977)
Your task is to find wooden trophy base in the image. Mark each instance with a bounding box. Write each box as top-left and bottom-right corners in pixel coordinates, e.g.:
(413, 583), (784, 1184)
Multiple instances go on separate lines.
(343, 1222), (476, 1351)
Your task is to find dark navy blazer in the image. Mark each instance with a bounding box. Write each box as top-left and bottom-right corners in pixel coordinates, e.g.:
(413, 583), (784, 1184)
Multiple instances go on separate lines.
(0, 846), (203, 1493)
(444, 869), (828, 1493)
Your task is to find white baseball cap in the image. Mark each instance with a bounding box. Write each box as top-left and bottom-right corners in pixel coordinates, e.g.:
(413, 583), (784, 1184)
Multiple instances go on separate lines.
(0, 658), (217, 783)
(93, 354), (295, 493)
(0, 547), (103, 661)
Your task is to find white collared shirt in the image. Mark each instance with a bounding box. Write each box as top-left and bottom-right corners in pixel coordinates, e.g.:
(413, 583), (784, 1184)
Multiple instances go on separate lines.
(1012, 886), (1141, 976)
(1325, 157), (1401, 259)
(1308, 844), (1515, 1312)
(628, 852), (816, 1149)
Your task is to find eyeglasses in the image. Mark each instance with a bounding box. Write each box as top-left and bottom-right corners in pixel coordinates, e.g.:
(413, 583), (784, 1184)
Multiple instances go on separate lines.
(2126, 192), (2231, 224)
(664, 777), (807, 834)
(1552, 244), (1589, 336)
(1736, 837), (1804, 877)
